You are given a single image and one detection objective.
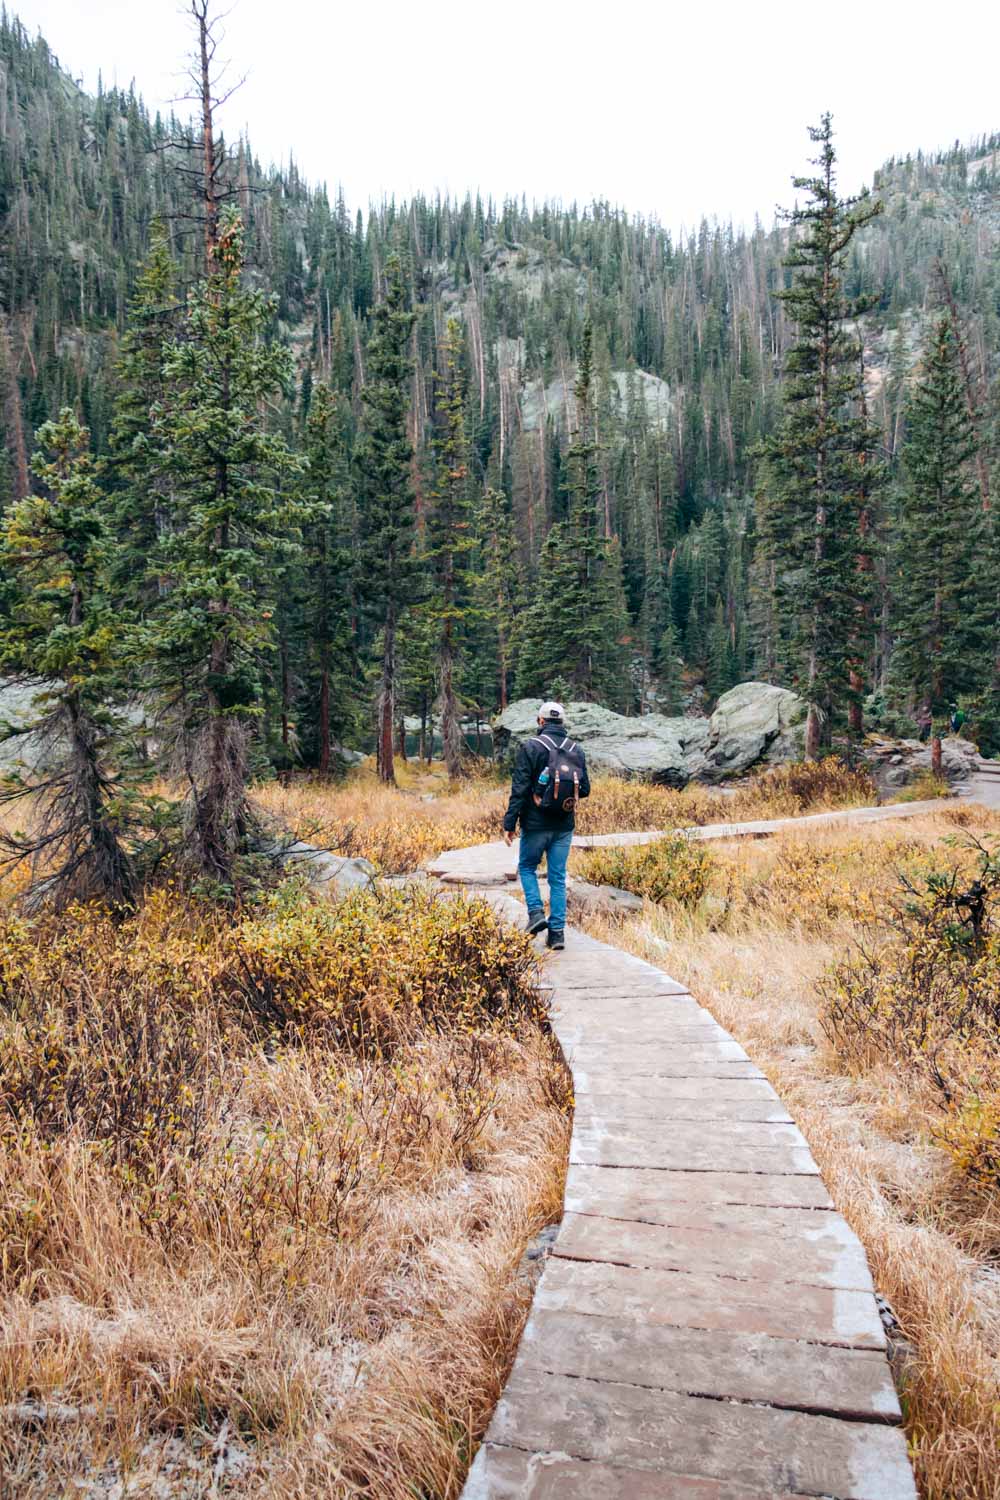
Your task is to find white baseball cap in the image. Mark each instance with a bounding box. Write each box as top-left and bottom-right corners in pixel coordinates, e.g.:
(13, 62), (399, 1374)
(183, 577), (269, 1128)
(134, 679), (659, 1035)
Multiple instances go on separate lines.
(538, 700), (565, 721)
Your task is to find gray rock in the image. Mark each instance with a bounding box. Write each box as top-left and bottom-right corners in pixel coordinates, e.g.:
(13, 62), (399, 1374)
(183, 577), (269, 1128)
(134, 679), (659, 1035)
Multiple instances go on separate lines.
(699, 681), (807, 782)
(522, 368), (672, 435)
(0, 676), (155, 776)
(274, 840), (377, 895)
(494, 683), (806, 785)
(493, 700), (702, 787)
(567, 878), (644, 919)
(0, 678), (52, 774)
(863, 735), (979, 790)
(331, 743), (366, 767)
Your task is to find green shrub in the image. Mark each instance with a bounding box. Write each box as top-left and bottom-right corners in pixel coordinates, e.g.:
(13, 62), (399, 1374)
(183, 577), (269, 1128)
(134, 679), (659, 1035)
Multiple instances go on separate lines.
(220, 883), (544, 1048)
(582, 834), (711, 907)
(891, 769), (952, 803)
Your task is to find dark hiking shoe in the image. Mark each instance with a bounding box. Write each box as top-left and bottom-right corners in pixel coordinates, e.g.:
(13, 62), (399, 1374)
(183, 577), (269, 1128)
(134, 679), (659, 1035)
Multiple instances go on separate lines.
(526, 909), (548, 936)
(546, 928), (565, 951)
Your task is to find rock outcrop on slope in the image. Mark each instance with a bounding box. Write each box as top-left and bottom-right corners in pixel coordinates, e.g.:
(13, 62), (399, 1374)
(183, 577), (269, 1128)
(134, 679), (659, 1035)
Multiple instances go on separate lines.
(493, 682), (807, 785)
(862, 734), (980, 792)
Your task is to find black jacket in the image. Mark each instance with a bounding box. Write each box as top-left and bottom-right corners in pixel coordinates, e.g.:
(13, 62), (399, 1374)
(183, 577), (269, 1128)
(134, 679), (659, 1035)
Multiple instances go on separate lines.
(502, 723), (591, 834)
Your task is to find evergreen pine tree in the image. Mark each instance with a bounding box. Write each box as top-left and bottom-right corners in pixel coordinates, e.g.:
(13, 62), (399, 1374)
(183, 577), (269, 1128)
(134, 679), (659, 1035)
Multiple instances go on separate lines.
(476, 485), (520, 712)
(356, 253), (417, 784)
(396, 607), (437, 761)
(106, 220), (180, 610)
(147, 210), (305, 885)
(755, 115), (882, 756)
(426, 320), (477, 777)
(516, 324), (629, 706)
(705, 596), (734, 703)
(0, 410), (138, 903)
(890, 316), (986, 771)
(656, 617), (685, 713)
(302, 380), (356, 773)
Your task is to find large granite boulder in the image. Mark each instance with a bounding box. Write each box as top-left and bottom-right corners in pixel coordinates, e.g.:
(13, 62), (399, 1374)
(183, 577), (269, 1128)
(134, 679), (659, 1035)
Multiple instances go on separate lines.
(492, 700), (705, 787)
(0, 677), (158, 775)
(0, 679), (51, 774)
(699, 681), (807, 782)
(494, 682), (807, 785)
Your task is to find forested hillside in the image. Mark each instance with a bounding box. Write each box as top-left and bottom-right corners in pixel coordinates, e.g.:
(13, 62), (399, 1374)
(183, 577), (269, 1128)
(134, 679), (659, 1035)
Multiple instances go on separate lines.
(2, 7), (999, 770)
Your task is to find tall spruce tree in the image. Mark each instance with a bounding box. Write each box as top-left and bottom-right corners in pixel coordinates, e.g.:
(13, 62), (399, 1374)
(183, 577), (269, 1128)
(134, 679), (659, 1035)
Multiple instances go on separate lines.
(357, 253), (417, 784)
(755, 116), (882, 756)
(0, 410), (137, 904)
(706, 597), (734, 703)
(426, 320), (477, 777)
(148, 209), (305, 885)
(106, 221), (180, 610)
(477, 485), (520, 711)
(656, 618), (685, 712)
(890, 316), (986, 772)
(301, 380), (356, 774)
(517, 324), (630, 706)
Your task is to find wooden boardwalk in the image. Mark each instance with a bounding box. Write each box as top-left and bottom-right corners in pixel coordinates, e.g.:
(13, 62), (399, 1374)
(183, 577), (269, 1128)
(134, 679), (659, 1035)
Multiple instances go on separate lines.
(428, 796), (956, 888)
(461, 917), (915, 1499)
(432, 810), (929, 1497)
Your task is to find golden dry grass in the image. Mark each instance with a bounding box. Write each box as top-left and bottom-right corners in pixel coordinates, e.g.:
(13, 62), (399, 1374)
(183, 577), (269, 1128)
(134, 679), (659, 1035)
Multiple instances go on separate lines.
(0, 883), (571, 1498)
(253, 755), (877, 874)
(253, 769), (506, 874)
(580, 805), (1000, 1500)
(0, 760), (969, 1495)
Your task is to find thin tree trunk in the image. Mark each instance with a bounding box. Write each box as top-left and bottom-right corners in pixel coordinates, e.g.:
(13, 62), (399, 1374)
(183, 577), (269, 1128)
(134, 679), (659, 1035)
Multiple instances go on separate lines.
(934, 258), (989, 513)
(280, 635), (291, 753)
(376, 610), (396, 784)
(439, 619), (463, 779)
(931, 734), (943, 777)
(805, 701), (822, 760)
(498, 622), (509, 711)
(66, 690), (133, 903)
(318, 661), (331, 777)
(194, 1), (218, 273)
(0, 316), (29, 501)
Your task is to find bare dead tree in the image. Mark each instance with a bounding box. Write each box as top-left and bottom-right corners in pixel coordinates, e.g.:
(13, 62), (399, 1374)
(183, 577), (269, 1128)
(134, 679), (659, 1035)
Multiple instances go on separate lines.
(933, 257), (990, 514)
(154, 2), (248, 274)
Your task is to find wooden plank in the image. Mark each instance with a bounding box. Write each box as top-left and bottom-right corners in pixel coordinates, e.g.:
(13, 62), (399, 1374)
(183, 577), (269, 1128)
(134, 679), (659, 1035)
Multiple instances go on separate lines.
(537, 1257), (885, 1349)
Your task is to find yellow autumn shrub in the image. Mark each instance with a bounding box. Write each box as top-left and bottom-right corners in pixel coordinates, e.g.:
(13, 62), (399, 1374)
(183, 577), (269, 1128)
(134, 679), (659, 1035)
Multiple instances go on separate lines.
(820, 839), (1000, 1191)
(219, 883), (544, 1047)
(0, 881), (552, 1277)
(581, 834), (712, 907)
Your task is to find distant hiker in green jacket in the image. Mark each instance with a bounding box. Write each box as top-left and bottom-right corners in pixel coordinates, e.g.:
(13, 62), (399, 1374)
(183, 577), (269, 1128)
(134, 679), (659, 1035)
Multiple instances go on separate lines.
(950, 704), (967, 735)
(502, 701), (590, 951)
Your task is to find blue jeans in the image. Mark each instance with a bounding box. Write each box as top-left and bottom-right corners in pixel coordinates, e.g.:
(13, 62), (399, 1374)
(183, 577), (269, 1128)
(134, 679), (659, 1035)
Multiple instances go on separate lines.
(518, 827), (573, 932)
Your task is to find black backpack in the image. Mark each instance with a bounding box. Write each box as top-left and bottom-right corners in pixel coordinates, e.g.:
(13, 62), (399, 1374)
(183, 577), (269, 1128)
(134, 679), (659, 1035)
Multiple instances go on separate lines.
(530, 734), (586, 813)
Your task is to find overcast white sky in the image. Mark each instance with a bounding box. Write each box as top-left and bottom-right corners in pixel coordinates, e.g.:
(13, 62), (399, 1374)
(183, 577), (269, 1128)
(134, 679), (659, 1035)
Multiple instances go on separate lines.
(12, 0), (1000, 236)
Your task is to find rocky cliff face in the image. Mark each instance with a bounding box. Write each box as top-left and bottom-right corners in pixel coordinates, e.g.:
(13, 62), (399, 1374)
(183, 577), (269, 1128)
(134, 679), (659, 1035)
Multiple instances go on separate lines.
(494, 683), (806, 786)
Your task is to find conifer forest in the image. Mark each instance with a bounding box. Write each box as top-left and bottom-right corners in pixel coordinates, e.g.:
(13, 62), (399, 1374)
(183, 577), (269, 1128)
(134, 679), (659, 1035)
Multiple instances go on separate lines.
(2, 5), (1000, 848)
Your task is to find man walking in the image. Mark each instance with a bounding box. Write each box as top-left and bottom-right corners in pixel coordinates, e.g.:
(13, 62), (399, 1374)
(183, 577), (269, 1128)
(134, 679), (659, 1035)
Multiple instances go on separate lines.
(502, 700), (590, 951)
